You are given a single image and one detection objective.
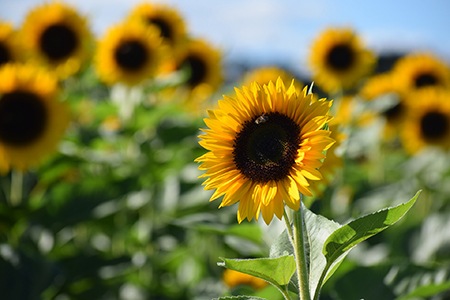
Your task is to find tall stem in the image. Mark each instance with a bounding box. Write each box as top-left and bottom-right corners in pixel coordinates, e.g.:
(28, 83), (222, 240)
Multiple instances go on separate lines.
(284, 203), (311, 300)
(293, 204), (311, 300)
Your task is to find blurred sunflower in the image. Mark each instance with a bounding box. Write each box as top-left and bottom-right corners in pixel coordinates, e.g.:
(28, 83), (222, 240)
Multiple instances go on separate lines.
(173, 38), (223, 91)
(20, 2), (93, 78)
(195, 78), (334, 224)
(309, 27), (375, 93)
(241, 66), (304, 91)
(127, 2), (187, 48)
(0, 22), (20, 66)
(0, 64), (70, 172)
(401, 88), (450, 154)
(94, 22), (164, 86)
(360, 73), (408, 138)
(222, 269), (268, 290)
(392, 53), (450, 92)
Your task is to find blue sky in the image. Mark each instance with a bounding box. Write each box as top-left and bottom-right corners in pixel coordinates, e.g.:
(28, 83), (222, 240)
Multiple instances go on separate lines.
(1, 0), (449, 75)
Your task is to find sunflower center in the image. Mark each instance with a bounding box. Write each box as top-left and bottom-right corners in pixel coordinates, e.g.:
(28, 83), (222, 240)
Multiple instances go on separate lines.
(414, 73), (438, 88)
(233, 112), (301, 183)
(114, 40), (148, 71)
(0, 91), (47, 146)
(0, 43), (11, 65)
(39, 23), (78, 61)
(327, 44), (354, 71)
(420, 111), (448, 140)
(180, 54), (207, 87)
(147, 17), (173, 42)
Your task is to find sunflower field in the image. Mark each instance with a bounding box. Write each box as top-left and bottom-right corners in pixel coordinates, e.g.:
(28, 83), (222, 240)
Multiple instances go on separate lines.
(1, 1), (450, 300)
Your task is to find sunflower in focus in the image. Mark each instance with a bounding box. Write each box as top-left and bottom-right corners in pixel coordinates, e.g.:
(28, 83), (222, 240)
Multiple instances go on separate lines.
(392, 53), (450, 93)
(20, 2), (93, 78)
(127, 2), (187, 48)
(309, 27), (376, 93)
(95, 21), (164, 86)
(0, 64), (70, 172)
(241, 66), (304, 91)
(0, 22), (20, 66)
(400, 88), (450, 154)
(196, 78), (334, 224)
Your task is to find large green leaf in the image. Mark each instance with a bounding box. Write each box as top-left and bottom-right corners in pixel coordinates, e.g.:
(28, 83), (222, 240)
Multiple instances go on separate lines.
(323, 191), (421, 265)
(218, 256), (296, 288)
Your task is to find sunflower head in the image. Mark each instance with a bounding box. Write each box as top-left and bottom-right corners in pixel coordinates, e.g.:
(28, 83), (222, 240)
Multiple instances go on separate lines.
(401, 88), (450, 154)
(173, 38), (223, 90)
(127, 2), (187, 48)
(0, 22), (20, 66)
(95, 21), (164, 86)
(309, 27), (376, 93)
(196, 78), (334, 224)
(0, 63), (70, 172)
(19, 2), (93, 78)
(392, 53), (450, 93)
(222, 269), (268, 290)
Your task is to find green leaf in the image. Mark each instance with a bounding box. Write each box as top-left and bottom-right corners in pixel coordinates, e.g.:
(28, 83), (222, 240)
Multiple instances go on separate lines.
(218, 256), (296, 288)
(323, 190), (421, 266)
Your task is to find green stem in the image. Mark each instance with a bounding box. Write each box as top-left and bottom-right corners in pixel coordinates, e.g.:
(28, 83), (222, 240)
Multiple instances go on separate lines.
(10, 169), (23, 206)
(284, 204), (311, 300)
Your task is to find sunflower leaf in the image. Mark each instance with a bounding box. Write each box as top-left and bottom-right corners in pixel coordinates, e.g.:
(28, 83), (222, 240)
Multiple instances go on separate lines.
(321, 190), (421, 293)
(218, 256), (296, 288)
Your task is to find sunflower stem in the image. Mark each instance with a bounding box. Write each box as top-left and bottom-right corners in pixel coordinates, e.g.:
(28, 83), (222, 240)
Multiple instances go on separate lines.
(292, 203), (311, 300)
(10, 169), (23, 206)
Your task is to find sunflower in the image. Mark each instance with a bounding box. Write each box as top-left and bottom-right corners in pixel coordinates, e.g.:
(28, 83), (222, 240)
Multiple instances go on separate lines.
(392, 52), (450, 93)
(127, 2), (187, 48)
(195, 78), (334, 224)
(19, 2), (93, 78)
(0, 22), (20, 66)
(241, 66), (304, 91)
(0, 64), (70, 172)
(94, 21), (164, 86)
(400, 88), (450, 154)
(172, 38), (223, 90)
(360, 73), (408, 138)
(309, 27), (376, 93)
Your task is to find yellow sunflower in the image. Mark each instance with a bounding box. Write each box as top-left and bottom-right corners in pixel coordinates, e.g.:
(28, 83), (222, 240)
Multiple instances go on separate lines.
(195, 78), (334, 224)
(392, 52), (450, 93)
(0, 22), (20, 66)
(94, 21), (164, 86)
(19, 2), (93, 79)
(360, 73), (408, 138)
(127, 2), (187, 48)
(309, 27), (376, 93)
(400, 88), (450, 154)
(241, 66), (304, 91)
(0, 64), (70, 172)
(172, 38), (223, 91)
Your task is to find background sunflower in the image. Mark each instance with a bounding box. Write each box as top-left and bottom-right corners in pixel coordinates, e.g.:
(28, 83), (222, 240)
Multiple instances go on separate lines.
(94, 21), (164, 86)
(19, 2), (93, 79)
(127, 2), (187, 49)
(309, 27), (376, 94)
(0, 21), (20, 66)
(400, 88), (450, 154)
(0, 64), (69, 172)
